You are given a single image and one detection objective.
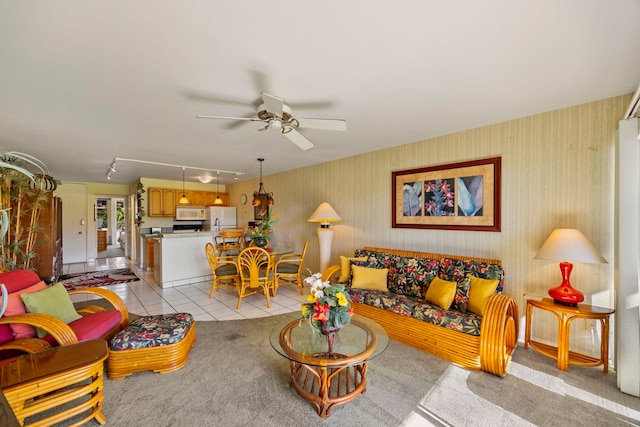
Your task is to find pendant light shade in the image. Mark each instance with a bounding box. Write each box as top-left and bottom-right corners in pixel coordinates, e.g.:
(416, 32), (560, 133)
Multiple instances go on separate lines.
(252, 158), (274, 206)
(214, 171), (223, 205)
(179, 167), (189, 204)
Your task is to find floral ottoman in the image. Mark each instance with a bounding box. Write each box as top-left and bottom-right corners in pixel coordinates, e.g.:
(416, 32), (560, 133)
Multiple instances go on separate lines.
(107, 313), (196, 380)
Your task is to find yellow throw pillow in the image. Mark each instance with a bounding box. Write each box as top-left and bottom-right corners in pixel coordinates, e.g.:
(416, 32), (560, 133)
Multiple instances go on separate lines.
(467, 275), (500, 315)
(339, 256), (367, 282)
(424, 277), (457, 310)
(351, 265), (389, 291)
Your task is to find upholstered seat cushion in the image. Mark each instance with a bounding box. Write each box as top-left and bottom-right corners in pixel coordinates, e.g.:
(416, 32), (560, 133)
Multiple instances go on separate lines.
(275, 263), (298, 274)
(215, 264), (237, 276)
(42, 310), (123, 345)
(110, 313), (193, 351)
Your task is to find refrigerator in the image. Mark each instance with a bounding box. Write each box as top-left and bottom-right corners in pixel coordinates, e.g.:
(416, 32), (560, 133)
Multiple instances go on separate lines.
(204, 206), (237, 231)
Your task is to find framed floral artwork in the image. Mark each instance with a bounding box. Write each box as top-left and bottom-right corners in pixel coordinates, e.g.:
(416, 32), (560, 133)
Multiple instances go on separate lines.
(392, 157), (501, 231)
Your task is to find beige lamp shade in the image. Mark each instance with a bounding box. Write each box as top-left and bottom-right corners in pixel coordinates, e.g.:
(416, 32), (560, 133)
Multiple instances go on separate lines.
(534, 229), (607, 264)
(308, 202), (342, 273)
(307, 202), (342, 226)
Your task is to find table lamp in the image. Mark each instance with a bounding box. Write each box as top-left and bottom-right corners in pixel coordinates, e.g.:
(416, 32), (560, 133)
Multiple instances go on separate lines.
(534, 228), (607, 306)
(308, 202), (342, 272)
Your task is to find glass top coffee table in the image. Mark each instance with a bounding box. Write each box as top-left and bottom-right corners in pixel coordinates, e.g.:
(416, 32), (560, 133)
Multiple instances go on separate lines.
(270, 315), (388, 418)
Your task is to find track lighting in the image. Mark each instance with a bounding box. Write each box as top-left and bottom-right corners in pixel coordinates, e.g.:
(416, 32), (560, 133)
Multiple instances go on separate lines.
(104, 158), (244, 181)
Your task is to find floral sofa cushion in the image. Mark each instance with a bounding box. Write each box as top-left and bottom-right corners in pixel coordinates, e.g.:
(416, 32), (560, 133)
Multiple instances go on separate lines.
(389, 255), (439, 298)
(412, 302), (482, 336)
(110, 313), (194, 351)
(353, 249), (439, 298)
(346, 249), (502, 337)
(439, 257), (505, 313)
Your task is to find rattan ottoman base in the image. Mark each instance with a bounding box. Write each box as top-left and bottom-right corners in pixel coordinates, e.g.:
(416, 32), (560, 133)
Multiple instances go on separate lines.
(107, 316), (196, 380)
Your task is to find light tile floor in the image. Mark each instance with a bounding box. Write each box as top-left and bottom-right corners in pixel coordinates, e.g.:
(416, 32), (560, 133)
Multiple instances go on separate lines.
(64, 256), (307, 321)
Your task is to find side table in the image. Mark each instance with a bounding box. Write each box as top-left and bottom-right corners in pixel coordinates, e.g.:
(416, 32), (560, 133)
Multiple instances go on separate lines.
(0, 340), (109, 426)
(524, 298), (614, 372)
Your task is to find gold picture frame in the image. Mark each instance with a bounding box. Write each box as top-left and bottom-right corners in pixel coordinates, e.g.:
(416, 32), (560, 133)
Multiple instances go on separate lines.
(392, 157), (501, 231)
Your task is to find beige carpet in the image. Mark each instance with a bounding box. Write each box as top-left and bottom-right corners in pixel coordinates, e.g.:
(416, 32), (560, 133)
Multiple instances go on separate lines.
(30, 313), (640, 426)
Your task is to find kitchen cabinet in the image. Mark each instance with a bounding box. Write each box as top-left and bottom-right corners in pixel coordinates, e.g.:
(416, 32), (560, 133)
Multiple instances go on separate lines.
(149, 188), (177, 217)
(190, 191), (206, 206)
(204, 192), (230, 206)
(97, 230), (107, 251)
(146, 238), (155, 268)
(149, 187), (231, 215)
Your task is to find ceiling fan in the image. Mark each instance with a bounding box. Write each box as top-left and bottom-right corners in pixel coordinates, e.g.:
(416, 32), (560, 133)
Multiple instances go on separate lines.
(196, 92), (346, 151)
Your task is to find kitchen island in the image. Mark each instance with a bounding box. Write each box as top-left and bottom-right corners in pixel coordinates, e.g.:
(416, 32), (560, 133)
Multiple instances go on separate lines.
(152, 231), (217, 288)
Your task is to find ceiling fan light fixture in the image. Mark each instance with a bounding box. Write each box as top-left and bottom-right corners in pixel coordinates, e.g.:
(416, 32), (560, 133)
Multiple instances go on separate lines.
(270, 119), (282, 132)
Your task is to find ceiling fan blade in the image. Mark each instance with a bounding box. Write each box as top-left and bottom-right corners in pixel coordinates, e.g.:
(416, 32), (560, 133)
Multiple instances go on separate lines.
(284, 128), (314, 151)
(196, 115), (263, 122)
(185, 91), (254, 108)
(234, 128), (264, 146)
(296, 117), (347, 132)
(261, 92), (284, 116)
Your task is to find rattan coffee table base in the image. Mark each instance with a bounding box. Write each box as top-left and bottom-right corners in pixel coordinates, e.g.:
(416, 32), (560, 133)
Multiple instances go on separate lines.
(289, 357), (368, 418)
(107, 324), (196, 380)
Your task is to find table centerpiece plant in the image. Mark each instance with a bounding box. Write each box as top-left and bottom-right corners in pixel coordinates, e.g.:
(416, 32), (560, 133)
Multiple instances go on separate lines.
(301, 272), (354, 342)
(250, 209), (278, 248)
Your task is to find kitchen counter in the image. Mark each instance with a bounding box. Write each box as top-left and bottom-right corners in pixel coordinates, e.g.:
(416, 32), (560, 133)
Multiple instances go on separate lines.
(159, 230), (218, 238)
(152, 232), (217, 288)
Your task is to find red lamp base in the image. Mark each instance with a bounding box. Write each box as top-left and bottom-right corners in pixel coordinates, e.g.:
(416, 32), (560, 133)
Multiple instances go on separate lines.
(548, 261), (584, 307)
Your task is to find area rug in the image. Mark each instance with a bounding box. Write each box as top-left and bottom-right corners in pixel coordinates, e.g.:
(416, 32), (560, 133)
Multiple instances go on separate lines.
(42, 313), (634, 427)
(58, 268), (139, 290)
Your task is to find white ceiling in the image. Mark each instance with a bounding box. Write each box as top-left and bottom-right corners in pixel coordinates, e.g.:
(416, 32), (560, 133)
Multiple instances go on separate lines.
(1, 1), (639, 185)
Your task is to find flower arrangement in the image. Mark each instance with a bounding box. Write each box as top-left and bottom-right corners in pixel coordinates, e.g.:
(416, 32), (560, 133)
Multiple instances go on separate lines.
(251, 209), (279, 242)
(301, 272), (353, 334)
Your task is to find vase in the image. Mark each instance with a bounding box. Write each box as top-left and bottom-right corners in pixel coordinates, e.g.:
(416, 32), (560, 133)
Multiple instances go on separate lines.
(252, 236), (268, 248)
(320, 324), (341, 354)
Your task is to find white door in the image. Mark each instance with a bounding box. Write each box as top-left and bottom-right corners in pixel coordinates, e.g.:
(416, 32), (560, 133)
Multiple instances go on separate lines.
(56, 183), (88, 264)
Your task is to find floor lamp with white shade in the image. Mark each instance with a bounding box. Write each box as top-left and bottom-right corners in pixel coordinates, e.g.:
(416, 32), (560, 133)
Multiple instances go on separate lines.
(308, 202), (342, 273)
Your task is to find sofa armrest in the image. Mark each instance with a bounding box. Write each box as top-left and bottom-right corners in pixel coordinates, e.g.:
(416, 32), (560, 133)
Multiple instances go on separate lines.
(0, 337), (53, 354)
(68, 288), (130, 330)
(0, 314), (79, 348)
(321, 265), (342, 282)
(479, 293), (519, 377)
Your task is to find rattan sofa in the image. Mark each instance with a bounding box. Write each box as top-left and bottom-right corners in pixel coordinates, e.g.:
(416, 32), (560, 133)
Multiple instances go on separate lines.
(324, 246), (519, 377)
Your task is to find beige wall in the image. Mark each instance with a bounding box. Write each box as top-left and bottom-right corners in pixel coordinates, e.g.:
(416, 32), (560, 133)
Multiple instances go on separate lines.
(229, 93), (632, 354)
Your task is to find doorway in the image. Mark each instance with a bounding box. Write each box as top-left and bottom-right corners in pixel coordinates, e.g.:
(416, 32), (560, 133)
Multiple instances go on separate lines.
(96, 197), (125, 259)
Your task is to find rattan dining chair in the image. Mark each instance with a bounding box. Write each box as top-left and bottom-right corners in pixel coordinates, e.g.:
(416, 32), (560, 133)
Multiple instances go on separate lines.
(236, 247), (274, 309)
(214, 227), (245, 256)
(205, 242), (239, 298)
(274, 241), (308, 295)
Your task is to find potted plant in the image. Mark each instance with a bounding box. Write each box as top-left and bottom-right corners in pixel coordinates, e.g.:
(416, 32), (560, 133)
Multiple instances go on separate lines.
(0, 152), (54, 272)
(250, 209), (278, 248)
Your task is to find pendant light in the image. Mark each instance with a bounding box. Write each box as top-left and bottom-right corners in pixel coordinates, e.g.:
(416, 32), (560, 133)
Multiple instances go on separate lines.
(214, 171), (223, 205)
(252, 158), (274, 207)
(178, 167), (189, 204)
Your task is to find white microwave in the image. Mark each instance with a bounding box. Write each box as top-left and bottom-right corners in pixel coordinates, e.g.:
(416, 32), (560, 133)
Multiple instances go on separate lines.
(175, 206), (205, 220)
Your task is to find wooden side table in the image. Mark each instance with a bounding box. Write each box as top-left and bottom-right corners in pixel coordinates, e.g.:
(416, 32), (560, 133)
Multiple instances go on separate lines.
(524, 298), (614, 372)
(0, 340), (108, 426)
